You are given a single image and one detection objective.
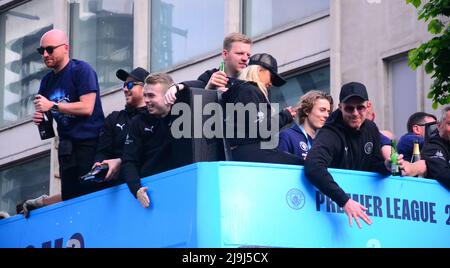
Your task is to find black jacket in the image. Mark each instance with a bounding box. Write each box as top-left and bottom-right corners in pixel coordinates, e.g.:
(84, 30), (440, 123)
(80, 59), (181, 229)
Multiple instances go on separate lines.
(421, 134), (450, 189)
(122, 113), (172, 197)
(304, 110), (389, 207)
(181, 68), (240, 89)
(95, 106), (148, 163)
(222, 80), (293, 147)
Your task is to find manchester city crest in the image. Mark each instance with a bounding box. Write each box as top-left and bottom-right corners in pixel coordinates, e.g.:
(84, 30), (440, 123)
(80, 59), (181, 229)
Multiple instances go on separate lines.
(364, 142), (373, 155)
(299, 141), (308, 152)
(286, 188), (305, 210)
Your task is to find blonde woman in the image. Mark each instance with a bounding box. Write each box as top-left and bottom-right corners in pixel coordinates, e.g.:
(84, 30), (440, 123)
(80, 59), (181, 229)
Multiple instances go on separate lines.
(278, 90), (333, 159)
(221, 53), (302, 165)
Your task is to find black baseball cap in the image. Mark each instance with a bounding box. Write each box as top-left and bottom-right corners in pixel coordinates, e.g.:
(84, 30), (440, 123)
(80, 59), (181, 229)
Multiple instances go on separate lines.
(249, 53), (286, 87)
(116, 67), (149, 83)
(339, 82), (369, 103)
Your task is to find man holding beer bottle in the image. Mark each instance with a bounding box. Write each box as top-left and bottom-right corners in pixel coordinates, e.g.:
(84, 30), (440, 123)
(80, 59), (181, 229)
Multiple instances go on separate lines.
(163, 33), (252, 105)
(22, 29), (105, 218)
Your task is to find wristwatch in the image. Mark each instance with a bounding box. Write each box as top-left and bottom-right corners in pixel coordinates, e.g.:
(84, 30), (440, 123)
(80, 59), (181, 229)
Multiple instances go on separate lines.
(51, 102), (59, 112)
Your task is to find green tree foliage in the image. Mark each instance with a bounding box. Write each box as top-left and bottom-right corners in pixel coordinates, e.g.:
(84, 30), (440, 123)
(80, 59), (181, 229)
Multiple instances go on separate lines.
(407, 0), (450, 109)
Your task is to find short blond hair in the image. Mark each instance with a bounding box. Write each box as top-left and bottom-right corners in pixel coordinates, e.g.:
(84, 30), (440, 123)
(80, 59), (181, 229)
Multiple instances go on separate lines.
(145, 72), (174, 93)
(297, 90), (334, 124)
(223, 33), (252, 51)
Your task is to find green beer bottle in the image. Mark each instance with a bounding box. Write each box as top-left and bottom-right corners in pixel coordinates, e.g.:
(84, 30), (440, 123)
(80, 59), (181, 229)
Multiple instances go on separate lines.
(219, 61), (225, 72)
(391, 139), (400, 176)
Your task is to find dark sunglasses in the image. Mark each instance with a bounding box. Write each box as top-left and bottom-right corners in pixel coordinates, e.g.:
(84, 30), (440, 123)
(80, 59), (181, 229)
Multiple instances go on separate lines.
(36, 44), (65, 55)
(343, 105), (367, 114)
(123, 81), (144, 90)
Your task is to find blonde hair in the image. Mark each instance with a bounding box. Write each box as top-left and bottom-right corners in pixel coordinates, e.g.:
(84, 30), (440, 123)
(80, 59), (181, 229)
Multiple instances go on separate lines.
(223, 33), (252, 51)
(297, 90), (334, 124)
(145, 72), (174, 93)
(238, 65), (269, 98)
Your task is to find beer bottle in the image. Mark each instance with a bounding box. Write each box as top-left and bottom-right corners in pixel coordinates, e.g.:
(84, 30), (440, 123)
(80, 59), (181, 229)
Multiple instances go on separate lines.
(410, 139), (421, 163)
(38, 111), (55, 140)
(219, 61), (225, 72)
(390, 139), (400, 176)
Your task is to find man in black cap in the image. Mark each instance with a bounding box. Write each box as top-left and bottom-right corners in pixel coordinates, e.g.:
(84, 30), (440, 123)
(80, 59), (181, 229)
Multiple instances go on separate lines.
(91, 67), (150, 186)
(305, 82), (394, 229)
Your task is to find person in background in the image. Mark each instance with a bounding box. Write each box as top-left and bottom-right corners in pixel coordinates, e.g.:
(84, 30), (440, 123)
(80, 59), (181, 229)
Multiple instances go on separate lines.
(366, 101), (393, 160)
(397, 112), (437, 162)
(278, 90), (333, 160)
(402, 106), (450, 189)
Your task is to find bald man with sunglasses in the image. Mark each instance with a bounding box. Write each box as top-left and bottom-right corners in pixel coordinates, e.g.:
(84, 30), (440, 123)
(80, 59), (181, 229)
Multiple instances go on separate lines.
(32, 29), (105, 202)
(305, 82), (398, 229)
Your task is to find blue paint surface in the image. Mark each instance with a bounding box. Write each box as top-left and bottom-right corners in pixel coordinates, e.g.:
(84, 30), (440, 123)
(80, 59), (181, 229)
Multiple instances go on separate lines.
(1, 162), (448, 248)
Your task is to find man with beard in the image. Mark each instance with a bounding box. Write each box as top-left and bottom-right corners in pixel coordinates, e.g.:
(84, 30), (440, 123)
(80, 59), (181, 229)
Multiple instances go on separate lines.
(22, 29), (104, 218)
(91, 67), (150, 186)
(304, 82), (401, 229)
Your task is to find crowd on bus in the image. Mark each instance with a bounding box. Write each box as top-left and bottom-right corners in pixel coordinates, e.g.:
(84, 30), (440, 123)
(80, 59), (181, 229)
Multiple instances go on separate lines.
(1, 29), (448, 228)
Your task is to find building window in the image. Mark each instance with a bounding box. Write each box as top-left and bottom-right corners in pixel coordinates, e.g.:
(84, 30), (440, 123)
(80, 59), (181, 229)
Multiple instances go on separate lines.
(0, 155), (50, 216)
(0, 0), (54, 129)
(150, 0), (225, 72)
(243, 0), (329, 38)
(269, 65), (330, 109)
(70, 0), (134, 91)
(389, 56), (417, 138)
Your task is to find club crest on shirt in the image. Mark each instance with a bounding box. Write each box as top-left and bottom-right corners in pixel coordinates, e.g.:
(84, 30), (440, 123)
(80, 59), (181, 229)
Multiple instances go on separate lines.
(124, 134), (133, 145)
(364, 142), (373, 155)
(431, 150), (445, 161)
(299, 141), (308, 152)
(255, 111), (265, 123)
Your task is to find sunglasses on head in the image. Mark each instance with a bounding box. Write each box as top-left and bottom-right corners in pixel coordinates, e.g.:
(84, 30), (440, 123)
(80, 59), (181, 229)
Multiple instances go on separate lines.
(123, 81), (144, 90)
(36, 44), (65, 55)
(343, 105), (367, 114)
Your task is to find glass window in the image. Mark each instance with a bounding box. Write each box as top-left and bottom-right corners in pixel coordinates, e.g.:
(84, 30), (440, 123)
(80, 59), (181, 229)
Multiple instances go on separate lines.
(269, 65), (330, 109)
(70, 0), (134, 91)
(389, 56), (417, 138)
(150, 0), (225, 72)
(244, 0), (329, 38)
(0, 0), (54, 129)
(0, 155), (50, 216)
